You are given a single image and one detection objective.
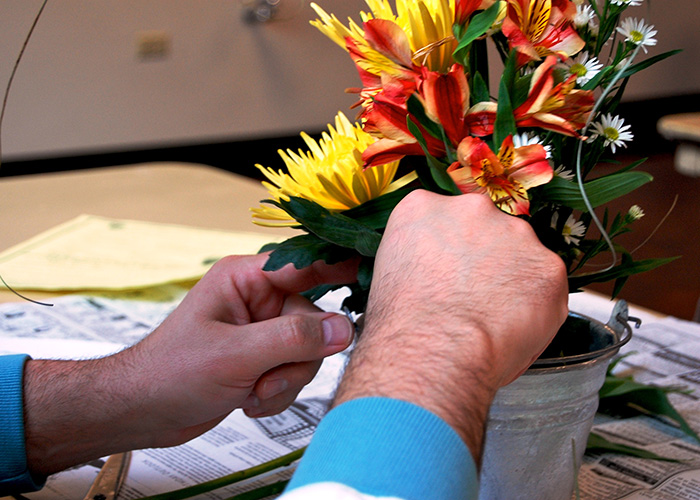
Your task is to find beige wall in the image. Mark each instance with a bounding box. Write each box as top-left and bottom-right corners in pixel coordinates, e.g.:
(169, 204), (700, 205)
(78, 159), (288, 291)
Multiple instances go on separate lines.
(0, 0), (697, 161)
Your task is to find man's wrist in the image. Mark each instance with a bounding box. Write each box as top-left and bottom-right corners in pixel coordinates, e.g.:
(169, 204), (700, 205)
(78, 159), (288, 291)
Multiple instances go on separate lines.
(23, 357), (141, 476)
(334, 323), (499, 461)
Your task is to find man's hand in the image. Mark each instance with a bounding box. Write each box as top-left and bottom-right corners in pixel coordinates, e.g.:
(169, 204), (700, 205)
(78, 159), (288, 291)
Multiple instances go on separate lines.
(24, 253), (357, 476)
(334, 191), (568, 460)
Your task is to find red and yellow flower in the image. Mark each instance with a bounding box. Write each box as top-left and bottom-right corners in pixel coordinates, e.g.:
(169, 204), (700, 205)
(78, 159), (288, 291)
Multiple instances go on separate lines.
(362, 64), (477, 167)
(502, 0), (584, 66)
(467, 55), (594, 137)
(447, 135), (552, 215)
(310, 0), (456, 88)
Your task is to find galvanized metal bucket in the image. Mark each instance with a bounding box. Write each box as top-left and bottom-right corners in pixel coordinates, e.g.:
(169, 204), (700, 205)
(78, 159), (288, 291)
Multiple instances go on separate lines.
(478, 301), (637, 500)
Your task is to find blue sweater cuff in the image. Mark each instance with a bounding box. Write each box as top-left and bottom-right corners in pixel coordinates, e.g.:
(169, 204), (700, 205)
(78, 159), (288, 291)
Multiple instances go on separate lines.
(286, 397), (478, 500)
(0, 354), (45, 494)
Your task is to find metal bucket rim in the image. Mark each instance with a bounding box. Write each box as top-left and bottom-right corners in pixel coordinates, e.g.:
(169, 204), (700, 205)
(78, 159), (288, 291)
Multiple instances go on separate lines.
(528, 310), (633, 372)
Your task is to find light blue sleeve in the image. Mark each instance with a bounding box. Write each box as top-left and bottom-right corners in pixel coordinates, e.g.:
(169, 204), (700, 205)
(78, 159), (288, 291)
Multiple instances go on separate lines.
(0, 354), (46, 495)
(285, 397), (478, 500)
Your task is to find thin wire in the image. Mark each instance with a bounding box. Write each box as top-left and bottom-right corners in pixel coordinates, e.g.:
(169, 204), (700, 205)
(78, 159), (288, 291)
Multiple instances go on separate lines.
(630, 194), (677, 255)
(574, 43), (642, 273)
(0, 0), (49, 162)
(0, 275), (53, 307)
(0, 0), (53, 307)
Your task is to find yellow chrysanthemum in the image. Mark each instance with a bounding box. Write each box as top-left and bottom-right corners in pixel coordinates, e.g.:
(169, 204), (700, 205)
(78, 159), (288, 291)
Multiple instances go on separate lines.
(251, 112), (417, 227)
(310, 0), (456, 74)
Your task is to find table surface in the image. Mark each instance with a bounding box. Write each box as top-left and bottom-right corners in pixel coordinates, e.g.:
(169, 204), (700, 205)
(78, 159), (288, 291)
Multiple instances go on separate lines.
(0, 162), (291, 302)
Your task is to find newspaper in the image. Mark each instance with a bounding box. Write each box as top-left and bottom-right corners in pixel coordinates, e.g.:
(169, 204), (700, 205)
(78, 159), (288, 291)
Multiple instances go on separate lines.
(3, 290), (700, 499)
(0, 286), (348, 500)
(570, 293), (700, 500)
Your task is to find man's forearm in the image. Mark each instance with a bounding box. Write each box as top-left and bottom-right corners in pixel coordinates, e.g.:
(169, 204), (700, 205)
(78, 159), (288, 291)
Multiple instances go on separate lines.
(333, 324), (498, 463)
(23, 357), (145, 476)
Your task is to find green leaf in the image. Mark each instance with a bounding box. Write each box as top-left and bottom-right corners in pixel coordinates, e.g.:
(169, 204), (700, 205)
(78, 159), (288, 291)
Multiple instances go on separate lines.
(493, 50), (517, 147)
(406, 94), (442, 140)
(582, 66), (614, 91)
(599, 374), (700, 443)
(471, 71), (491, 104)
(452, 2), (502, 60)
(568, 256), (679, 291)
(540, 171), (653, 211)
(258, 241), (280, 254)
(586, 432), (679, 461)
(511, 72), (532, 109)
(407, 117), (461, 194)
(275, 197), (382, 257)
(343, 187), (416, 229)
(617, 50), (683, 80)
(262, 233), (356, 272)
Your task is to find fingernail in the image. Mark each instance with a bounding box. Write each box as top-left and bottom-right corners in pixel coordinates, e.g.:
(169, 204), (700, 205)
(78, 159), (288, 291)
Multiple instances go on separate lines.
(322, 314), (353, 348)
(262, 379), (288, 399)
(242, 393), (260, 408)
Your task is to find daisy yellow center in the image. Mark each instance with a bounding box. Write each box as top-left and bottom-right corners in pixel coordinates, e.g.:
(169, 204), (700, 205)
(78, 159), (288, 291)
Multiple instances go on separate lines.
(630, 30), (644, 43)
(603, 126), (620, 141)
(570, 62), (588, 77)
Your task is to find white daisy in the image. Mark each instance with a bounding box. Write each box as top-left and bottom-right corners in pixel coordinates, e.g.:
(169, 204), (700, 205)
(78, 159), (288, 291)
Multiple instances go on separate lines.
(616, 18), (657, 53)
(627, 205), (645, 221)
(560, 52), (603, 86)
(574, 5), (597, 31)
(512, 132), (552, 158)
(611, 0), (643, 6)
(551, 212), (586, 246)
(553, 165), (575, 181)
(590, 114), (634, 153)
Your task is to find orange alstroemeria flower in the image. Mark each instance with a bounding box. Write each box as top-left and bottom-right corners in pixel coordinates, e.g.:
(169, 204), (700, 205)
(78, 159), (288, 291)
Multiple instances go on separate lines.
(311, 0), (457, 110)
(421, 64), (472, 147)
(447, 135), (552, 215)
(363, 64), (480, 167)
(514, 55), (594, 136)
(465, 55), (594, 137)
(502, 0), (584, 66)
(346, 18), (419, 91)
(361, 76), (448, 167)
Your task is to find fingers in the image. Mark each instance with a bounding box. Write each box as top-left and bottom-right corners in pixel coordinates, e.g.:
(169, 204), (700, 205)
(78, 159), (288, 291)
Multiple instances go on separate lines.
(227, 310), (354, 377)
(190, 253), (359, 324)
(263, 256), (360, 295)
(241, 359), (324, 418)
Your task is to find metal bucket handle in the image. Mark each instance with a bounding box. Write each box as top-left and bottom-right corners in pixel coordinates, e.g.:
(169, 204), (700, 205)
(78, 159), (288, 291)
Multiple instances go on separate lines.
(531, 300), (639, 368)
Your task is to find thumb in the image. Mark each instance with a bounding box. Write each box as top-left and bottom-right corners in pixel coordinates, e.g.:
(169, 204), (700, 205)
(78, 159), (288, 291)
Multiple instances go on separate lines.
(232, 312), (354, 374)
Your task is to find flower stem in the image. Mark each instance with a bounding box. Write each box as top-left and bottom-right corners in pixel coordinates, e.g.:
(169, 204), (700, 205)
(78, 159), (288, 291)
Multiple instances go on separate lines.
(136, 448), (305, 500)
(223, 480), (290, 500)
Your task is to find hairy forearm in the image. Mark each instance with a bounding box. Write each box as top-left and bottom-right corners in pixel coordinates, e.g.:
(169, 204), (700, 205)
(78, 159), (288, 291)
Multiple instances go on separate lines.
(333, 323), (499, 464)
(23, 356), (146, 476)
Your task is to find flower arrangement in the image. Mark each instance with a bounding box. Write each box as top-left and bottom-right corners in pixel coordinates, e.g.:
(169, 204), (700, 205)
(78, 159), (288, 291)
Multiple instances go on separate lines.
(252, 0), (677, 315)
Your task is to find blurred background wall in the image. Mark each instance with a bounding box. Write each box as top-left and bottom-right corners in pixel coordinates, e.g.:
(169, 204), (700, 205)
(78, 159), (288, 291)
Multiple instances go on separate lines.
(0, 0), (698, 173)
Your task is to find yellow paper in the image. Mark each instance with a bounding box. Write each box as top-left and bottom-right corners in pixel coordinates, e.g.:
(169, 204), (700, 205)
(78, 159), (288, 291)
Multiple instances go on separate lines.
(0, 215), (286, 291)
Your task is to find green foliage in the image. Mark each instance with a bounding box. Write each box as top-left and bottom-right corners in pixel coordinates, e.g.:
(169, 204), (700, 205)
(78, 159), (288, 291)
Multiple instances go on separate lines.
(586, 432), (679, 461)
(271, 197), (382, 257)
(493, 51), (517, 148)
(406, 116), (461, 195)
(452, 2), (502, 64)
(598, 371), (700, 443)
(540, 172), (653, 211)
(262, 233), (357, 272)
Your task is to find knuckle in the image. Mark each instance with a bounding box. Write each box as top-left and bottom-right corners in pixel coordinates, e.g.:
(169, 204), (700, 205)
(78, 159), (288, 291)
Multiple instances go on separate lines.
(277, 315), (315, 349)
